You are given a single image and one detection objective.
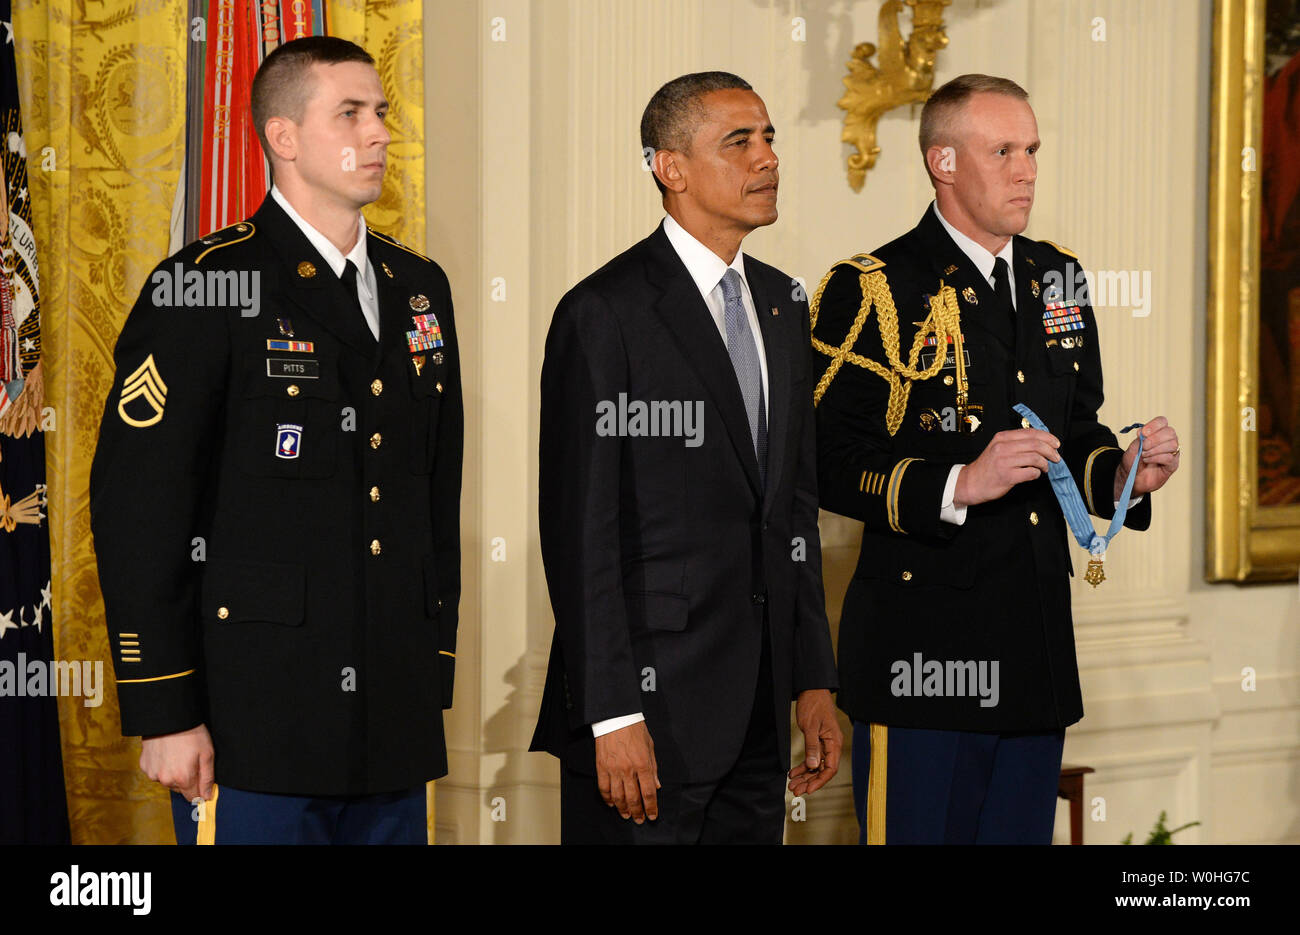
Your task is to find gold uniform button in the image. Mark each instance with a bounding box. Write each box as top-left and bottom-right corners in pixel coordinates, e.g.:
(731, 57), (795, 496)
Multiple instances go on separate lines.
(286, 384), (300, 397)
(217, 606), (230, 620)
(435, 382), (443, 394)
(943, 375), (954, 386)
(370, 379), (383, 396)
(1021, 416), (1031, 429)
(370, 539), (382, 555)
(369, 486), (381, 502)
(1073, 361), (1080, 372)
(370, 432), (382, 449)
(1016, 370), (1025, 383)
(901, 570), (913, 582)
(1029, 511), (1040, 526)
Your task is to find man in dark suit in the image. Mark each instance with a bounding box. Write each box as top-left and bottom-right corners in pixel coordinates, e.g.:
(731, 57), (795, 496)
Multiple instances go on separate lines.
(531, 72), (841, 844)
(90, 37), (462, 844)
(811, 74), (1180, 844)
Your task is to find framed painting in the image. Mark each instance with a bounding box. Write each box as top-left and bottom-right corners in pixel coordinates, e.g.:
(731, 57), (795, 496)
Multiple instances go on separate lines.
(1208, 0), (1300, 581)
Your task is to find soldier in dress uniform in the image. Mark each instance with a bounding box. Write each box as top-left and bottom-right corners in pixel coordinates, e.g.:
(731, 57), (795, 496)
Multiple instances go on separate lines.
(89, 37), (462, 844)
(811, 74), (1181, 844)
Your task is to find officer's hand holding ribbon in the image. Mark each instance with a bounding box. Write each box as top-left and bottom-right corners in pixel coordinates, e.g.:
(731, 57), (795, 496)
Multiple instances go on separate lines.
(1115, 415), (1181, 499)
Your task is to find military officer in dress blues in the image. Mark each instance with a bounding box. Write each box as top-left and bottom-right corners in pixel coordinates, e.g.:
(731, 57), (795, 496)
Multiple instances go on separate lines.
(89, 37), (462, 844)
(810, 74), (1181, 844)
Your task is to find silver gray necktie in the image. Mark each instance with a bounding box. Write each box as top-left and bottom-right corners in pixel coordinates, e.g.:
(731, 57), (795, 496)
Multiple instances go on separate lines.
(719, 268), (767, 487)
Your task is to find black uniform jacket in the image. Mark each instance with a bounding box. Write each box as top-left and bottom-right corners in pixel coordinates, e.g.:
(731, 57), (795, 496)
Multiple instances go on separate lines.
(811, 207), (1151, 732)
(90, 194), (463, 796)
(530, 221), (838, 783)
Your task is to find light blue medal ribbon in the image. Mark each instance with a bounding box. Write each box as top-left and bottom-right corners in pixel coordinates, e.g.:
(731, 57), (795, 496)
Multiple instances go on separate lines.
(1013, 403), (1144, 587)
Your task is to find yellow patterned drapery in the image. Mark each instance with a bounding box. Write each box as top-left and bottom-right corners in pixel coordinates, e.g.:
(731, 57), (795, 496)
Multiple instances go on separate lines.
(13, 0), (427, 844)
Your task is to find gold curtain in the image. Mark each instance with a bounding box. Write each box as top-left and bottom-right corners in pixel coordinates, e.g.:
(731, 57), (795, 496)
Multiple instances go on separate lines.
(14, 0), (427, 845)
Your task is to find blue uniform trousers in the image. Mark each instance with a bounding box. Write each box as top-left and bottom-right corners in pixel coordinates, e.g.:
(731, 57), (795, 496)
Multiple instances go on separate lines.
(851, 721), (1064, 844)
(170, 783), (426, 845)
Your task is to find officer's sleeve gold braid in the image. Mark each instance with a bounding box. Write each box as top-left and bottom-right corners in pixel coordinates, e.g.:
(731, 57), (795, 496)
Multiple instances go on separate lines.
(811, 265), (962, 435)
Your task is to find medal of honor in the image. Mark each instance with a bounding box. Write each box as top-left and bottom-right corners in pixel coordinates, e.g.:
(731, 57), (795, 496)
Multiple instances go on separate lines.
(1014, 404), (1145, 587)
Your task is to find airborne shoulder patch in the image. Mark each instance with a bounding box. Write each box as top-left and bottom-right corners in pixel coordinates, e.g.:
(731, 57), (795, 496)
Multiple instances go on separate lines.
(118, 354), (167, 427)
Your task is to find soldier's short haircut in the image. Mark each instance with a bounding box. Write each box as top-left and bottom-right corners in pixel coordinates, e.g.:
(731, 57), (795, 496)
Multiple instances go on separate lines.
(251, 36), (376, 164)
(918, 74), (1029, 157)
(641, 72), (754, 196)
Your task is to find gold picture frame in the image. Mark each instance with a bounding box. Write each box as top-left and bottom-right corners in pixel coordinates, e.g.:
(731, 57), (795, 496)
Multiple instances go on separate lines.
(1207, 0), (1300, 582)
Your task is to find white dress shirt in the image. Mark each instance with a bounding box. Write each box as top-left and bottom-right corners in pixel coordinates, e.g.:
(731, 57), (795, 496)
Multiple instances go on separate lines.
(590, 215), (773, 739)
(663, 213), (769, 419)
(271, 185), (380, 340)
(932, 200), (1013, 526)
(933, 201), (1017, 310)
(930, 200), (1137, 522)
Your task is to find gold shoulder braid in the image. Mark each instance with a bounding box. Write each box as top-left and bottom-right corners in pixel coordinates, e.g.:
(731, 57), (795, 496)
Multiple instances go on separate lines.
(1039, 239), (1078, 260)
(811, 258), (967, 436)
(195, 222), (256, 265)
(367, 227), (433, 263)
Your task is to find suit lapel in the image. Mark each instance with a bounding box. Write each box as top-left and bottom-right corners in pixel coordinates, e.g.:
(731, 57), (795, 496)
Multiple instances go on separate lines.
(371, 243), (416, 360)
(915, 207), (1013, 351)
(642, 225), (762, 499)
(747, 256), (789, 514)
(1013, 239), (1040, 366)
(253, 197), (379, 357)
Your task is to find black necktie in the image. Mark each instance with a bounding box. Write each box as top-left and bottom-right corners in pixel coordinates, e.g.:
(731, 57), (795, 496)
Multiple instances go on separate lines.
(992, 257), (1016, 342)
(339, 260), (376, 343)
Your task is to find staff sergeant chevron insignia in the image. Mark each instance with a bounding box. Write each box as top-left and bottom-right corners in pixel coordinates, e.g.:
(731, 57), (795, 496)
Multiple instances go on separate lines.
(117, 354), (168, 428)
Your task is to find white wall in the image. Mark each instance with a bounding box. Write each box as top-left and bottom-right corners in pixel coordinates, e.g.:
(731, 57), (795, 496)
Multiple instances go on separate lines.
(424, 0), (1300, 844)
